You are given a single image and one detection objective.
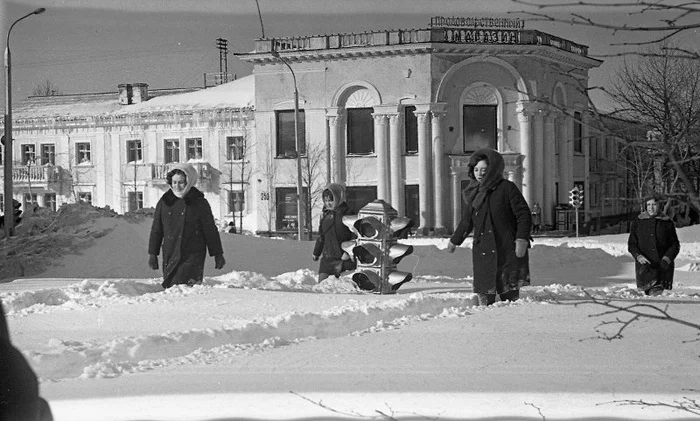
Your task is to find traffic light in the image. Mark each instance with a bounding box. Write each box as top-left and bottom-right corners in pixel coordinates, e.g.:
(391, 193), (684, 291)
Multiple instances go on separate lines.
(341, 200), (414, 294)
(569, 187), (581, 208)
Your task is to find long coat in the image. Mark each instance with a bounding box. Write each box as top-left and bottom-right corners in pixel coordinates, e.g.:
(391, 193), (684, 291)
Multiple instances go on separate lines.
(148, 187), (223, 288)
(628, 213), (680, 290)
(313, 202), (355, 260)
(450, 179), (532, 294)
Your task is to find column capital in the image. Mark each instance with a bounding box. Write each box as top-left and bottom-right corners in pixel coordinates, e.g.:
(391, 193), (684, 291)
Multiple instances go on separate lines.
(325, 107), (344, 119)
(371, 113), (389, 125)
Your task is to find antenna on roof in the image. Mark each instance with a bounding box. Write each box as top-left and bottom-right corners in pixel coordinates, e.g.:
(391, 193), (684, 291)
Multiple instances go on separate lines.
(216, 38), (229, 84)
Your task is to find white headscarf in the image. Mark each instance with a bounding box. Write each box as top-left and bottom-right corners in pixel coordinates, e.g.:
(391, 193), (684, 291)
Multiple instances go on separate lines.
(168, 163), (198, 198)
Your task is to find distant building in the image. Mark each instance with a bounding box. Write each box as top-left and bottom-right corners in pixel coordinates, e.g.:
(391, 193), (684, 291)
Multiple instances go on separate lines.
(5, 18), (642, 235)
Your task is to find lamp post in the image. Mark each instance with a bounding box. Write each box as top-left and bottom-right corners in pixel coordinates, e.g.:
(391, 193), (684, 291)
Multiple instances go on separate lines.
(270, 51), (304, 241)
(4, 7), (46, 238)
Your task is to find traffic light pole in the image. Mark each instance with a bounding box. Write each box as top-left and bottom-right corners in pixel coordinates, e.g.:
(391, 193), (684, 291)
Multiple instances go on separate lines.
(575, 205), (579, 238)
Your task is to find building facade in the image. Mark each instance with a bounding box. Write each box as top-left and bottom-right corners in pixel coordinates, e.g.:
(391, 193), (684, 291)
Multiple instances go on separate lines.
(3, 19), (623, 236)
(239, 20), (602, 234)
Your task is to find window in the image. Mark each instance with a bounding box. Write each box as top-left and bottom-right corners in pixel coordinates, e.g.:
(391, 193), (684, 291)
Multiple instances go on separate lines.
(186, 138), (203, 160)
(44, 193), (56, 212)
(164, 139), (180, 164)
(78, 192), (92, 205)
(463, 105), (497, 152)
(227, 136), (245, 161)
(573, 111), (583, 153)
(345, 186), (377, 214)
(41, 144), (56, 165)
(76, 143), (91, 163)
(127, 140), (142, 163)
(589, 135), (599, 160)
(404, 106), (418, 154)
(23, 193), (37, 210)
(347, 108), (374, 155)
(0, 194), (4, 214)
(275, 187), (307, 231)
(404, 185), (419, 228)
(228, 190), (245, 213)
(275, 110), (306, 158)
(21, 144), (36, 165)
(128, 192), (143, 211)
(0, 145), (3, 164)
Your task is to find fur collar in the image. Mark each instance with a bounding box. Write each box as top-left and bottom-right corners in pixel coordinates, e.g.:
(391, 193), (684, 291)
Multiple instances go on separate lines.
(162, 186), (204, 206)
(638, 212), (671, 221)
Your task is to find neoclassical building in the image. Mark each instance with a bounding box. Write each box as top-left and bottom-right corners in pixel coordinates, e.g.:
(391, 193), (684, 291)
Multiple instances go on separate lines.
(239, 18), (602, 234)
(3, 18), (623, 236)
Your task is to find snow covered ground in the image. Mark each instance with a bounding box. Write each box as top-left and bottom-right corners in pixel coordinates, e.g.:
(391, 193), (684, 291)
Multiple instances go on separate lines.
(2, 211), (700, 420)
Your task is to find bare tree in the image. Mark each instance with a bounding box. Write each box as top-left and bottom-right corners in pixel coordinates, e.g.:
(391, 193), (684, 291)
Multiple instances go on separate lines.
(300, 142), (328, 240)
(257, 143), (278, 236)
(32, 79), (61, 97)
(225, 116), (255, 234)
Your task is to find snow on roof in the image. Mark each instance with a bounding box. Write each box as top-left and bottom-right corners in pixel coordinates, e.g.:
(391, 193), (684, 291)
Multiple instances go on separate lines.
(12, 75), (254, 121)
(112, 75), (255, 115)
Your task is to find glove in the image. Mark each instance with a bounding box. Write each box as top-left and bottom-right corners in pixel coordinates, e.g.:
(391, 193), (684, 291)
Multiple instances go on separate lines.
(312, 255), (319, 261)
(214, 254), (226, 270)
(148, 254), (159, 270)
(636, 255), (650, 265)
(660, 256), (671, 270)
(515, 239), (529, 258)
(446, 242), (457, 253)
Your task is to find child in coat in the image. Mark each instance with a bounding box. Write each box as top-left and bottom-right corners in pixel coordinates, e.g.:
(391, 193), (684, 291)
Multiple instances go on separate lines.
(312, 183), (356, 281)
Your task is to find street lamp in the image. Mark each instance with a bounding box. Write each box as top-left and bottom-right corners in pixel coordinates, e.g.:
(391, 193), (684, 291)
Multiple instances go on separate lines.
(4, 7), (46, 237)
(270, 50), (304, 241)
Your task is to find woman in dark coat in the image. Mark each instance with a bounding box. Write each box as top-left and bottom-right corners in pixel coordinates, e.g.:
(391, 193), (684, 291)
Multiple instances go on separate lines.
(447, 148), (532, 306)
(312, 183), (356, 281)
(628, 194), (680, 296)
(148, 163), (226, 289)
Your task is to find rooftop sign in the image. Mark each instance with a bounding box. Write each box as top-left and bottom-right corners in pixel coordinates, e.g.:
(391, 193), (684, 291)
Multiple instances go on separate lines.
(429, 16), (525, 30)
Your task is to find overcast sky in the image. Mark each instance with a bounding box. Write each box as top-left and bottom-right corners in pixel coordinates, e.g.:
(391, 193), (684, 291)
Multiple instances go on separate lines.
(3, 0), (698, 109)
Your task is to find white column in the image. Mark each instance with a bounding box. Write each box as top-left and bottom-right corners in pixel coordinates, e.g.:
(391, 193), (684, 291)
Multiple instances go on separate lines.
(517, 102), (534, 205)
(567, 116), (575, 191)
(533, 110), (545, 209)
(431, 109), (447, 233)
(451, 168), (461, 231)
(389, 113), (404, 215)
(372, 113), (390, 201)
(326, 112), (341, 183)
(543, 112), (556, 227)
(415, 109), (432, 234)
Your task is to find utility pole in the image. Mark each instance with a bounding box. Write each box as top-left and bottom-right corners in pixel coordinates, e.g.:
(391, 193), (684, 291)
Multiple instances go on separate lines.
(216, 38), (229, 84)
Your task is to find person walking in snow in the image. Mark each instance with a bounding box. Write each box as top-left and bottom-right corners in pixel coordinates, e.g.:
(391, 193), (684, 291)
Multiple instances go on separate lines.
(446, 148), (532, 306)
(148, 163), (226, 289)
(531, 202), (542, 234)
(312, 183), (356, 281)
(628, 194), (680, 296)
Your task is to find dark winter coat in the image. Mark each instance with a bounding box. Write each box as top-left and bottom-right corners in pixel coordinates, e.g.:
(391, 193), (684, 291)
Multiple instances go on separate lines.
(450, 149), (532, 295)
(148, 187), (223, 289)
(628, 212), (680, 290)
(313, 203), (355, 260)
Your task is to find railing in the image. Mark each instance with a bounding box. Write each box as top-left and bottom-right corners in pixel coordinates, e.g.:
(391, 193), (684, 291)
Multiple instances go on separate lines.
(152, 162), (212, 182)
(258, 27), (589, 57)
(11, 164), (60, 183)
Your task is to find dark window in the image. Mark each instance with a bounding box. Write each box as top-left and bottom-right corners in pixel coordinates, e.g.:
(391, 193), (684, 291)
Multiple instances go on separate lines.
(574, 111), (583, 153)
(463, 105), (497, 153)
(44, 193), (56, 212)
(347, 108), (374, 155)
(127, 140), (142, 163)
(128, 192), (143, 211)
(78, 192), (92, 205)
(23, 193), (37, 210)
(404, 106), (418, 154)
(41, 144), (55, 165)
(76, 143), (91, 163)
(164, 139), (179, 164)
(345, 186), (377, 214)
(227, 136), (245, 161)
(275, 187), (308, 231)
(276, 110), (306, 158)
(0, 195), (3, 214)
(228, 190), (245, 213)
(186, 138), (203, 160)
(21, 144), (36, 165)
(404, 185), (419, 228)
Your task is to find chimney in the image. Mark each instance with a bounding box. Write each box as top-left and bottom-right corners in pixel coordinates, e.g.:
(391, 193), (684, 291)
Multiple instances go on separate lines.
(118, 83), (149, 105)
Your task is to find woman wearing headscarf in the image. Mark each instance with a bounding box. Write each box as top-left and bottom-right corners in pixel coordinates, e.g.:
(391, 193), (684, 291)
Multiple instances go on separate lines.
(628, 194), (680, 296)
(148, 163), (226, 289)
(446, 148), (532, 306)
(312, 182), (356, 281)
